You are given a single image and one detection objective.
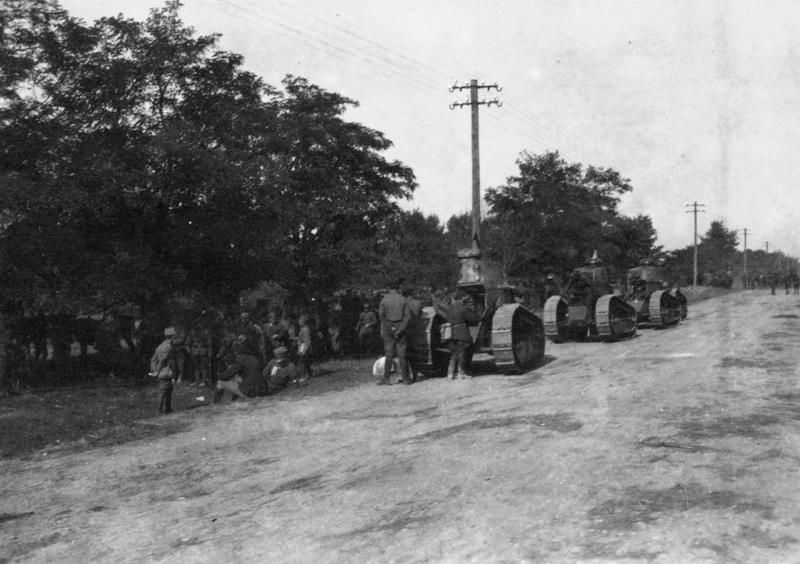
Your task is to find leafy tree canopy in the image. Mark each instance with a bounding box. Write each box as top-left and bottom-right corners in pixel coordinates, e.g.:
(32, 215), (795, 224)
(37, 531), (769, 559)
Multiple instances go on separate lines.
(483, 150), (655, 280)
(0, 1), (415, 315)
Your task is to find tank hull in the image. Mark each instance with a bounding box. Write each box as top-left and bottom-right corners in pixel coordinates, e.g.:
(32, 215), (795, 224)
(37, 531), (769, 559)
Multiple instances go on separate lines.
(410, 305), (545, 375)
(407, 306), (449, 377)
(544, 294), (637, 342)
(626, 289), (687, 328)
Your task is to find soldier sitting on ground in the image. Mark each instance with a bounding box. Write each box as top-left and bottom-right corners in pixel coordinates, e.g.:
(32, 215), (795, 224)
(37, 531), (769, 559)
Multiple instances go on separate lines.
(262, 346), (299, 394)
(213, 336), (262, 402)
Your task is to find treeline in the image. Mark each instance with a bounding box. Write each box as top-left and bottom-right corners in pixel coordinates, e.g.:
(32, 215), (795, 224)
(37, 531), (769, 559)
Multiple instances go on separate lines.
(0, 1), (791, 325)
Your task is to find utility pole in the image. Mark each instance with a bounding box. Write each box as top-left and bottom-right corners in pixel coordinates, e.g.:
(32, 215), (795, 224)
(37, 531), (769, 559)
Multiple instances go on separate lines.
(765, 241), (769, 254)
(685, 201), (706, 289)
(742, 227), (749, 286)
(450, 79), (502, 249)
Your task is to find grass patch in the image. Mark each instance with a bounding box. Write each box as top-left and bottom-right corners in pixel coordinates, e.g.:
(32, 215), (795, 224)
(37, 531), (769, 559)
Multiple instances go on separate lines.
(0, 356), (377, 459)
(0, 382), (203, 458)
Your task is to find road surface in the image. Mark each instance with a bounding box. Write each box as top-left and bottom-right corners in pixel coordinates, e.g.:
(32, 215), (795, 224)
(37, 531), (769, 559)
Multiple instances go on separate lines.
(2, 289), (800, 563)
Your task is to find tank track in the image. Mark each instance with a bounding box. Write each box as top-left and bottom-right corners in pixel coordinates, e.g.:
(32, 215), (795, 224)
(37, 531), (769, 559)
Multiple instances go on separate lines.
(491, 304), (545, 372)
(647, 290), (683, 328)
(595, 295), (637, 340)
(543, 296), (569, 343)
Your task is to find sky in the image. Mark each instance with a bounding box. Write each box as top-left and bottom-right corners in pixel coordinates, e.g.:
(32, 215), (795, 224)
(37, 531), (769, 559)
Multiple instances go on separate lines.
(60, 0), (800, 258)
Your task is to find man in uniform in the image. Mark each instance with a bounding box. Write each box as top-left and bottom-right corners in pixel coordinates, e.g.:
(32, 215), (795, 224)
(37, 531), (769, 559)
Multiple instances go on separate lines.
(434, 290), (480, 379)
(544, 274), (561, 300)
(378, 280), (411, 385)
(262, 346), (299, 394)
(214, 335), (263, 401)
(150, 332), (175, 414)
(355, 303), (378, 356)
(402, 285), (423, 382)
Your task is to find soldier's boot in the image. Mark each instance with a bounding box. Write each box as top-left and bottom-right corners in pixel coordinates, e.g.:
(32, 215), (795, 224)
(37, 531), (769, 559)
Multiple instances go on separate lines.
(447, 358), (457, 380)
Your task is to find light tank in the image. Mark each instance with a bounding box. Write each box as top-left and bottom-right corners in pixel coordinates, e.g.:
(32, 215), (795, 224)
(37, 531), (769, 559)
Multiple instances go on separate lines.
(412, 246), (546, 374)
(624, 258), (687, 328)
(543, 253), (637, 342)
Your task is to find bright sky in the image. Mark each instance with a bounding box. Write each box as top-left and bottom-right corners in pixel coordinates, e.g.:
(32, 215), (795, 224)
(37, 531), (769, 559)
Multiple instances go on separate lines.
(60, 0), (800, 257)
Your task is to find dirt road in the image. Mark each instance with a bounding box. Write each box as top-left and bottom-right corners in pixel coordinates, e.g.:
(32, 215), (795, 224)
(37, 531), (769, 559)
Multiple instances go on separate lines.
(3, 289), (800, 563)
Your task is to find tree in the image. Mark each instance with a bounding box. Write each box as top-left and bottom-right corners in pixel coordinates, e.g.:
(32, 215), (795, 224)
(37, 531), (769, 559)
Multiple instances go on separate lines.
(0, 2), (415, 316)
(599, 214), (662, 275)
(699, 220), (738, 272)
(483, 150), (652, 281)
(363, 210), (454, 290)
(268, 76), (416, 300)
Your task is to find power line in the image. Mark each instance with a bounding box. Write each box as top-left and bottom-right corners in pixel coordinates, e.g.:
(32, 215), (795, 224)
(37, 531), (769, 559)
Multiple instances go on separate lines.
(212, 0), (571, 151)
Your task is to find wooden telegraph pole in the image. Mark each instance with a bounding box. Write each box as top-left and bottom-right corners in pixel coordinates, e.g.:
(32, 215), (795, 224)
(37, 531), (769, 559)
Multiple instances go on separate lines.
(742, 227), (748, 289)
(450, 80), (502, 249)
(685, 201), (706, 289)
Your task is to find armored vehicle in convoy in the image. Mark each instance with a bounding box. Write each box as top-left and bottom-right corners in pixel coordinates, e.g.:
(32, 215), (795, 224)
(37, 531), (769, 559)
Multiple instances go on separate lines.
(624, 258), (687, 328)
(543, 253), (637, 342)
(411, 246), (546, 374)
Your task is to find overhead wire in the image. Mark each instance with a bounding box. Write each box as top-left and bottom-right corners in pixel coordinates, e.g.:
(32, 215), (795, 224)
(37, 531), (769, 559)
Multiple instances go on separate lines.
(266, 0), (580, 148)
(213, 0), (569, 151)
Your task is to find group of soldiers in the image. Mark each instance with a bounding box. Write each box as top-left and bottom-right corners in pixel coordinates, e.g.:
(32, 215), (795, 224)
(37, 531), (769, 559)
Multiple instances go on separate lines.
(742, 271), (800, 294)
(375, 280), (486, 385)
(148, 312), (313, 414)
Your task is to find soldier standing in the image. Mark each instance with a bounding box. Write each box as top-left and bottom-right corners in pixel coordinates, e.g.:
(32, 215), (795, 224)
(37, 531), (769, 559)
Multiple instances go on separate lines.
(190, 330), (210, 388)
(150, 334), (175, 415)
(355, 303), (378, 356)
(296, 314), (313, 384)
(544, 274), (561, 300)
(377, 281), (411, 385)
(434, 290), (480, 380)
(402, 286), (424, 382)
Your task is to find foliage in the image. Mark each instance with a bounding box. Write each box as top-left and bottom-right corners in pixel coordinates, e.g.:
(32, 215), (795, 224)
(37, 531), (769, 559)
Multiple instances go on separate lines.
(483, 151), (657, 281)
(669, 219), (739, 285)
(0, 1), (415, 316)
(698, 220), (738, 274)
(365, 210), (454, 290)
